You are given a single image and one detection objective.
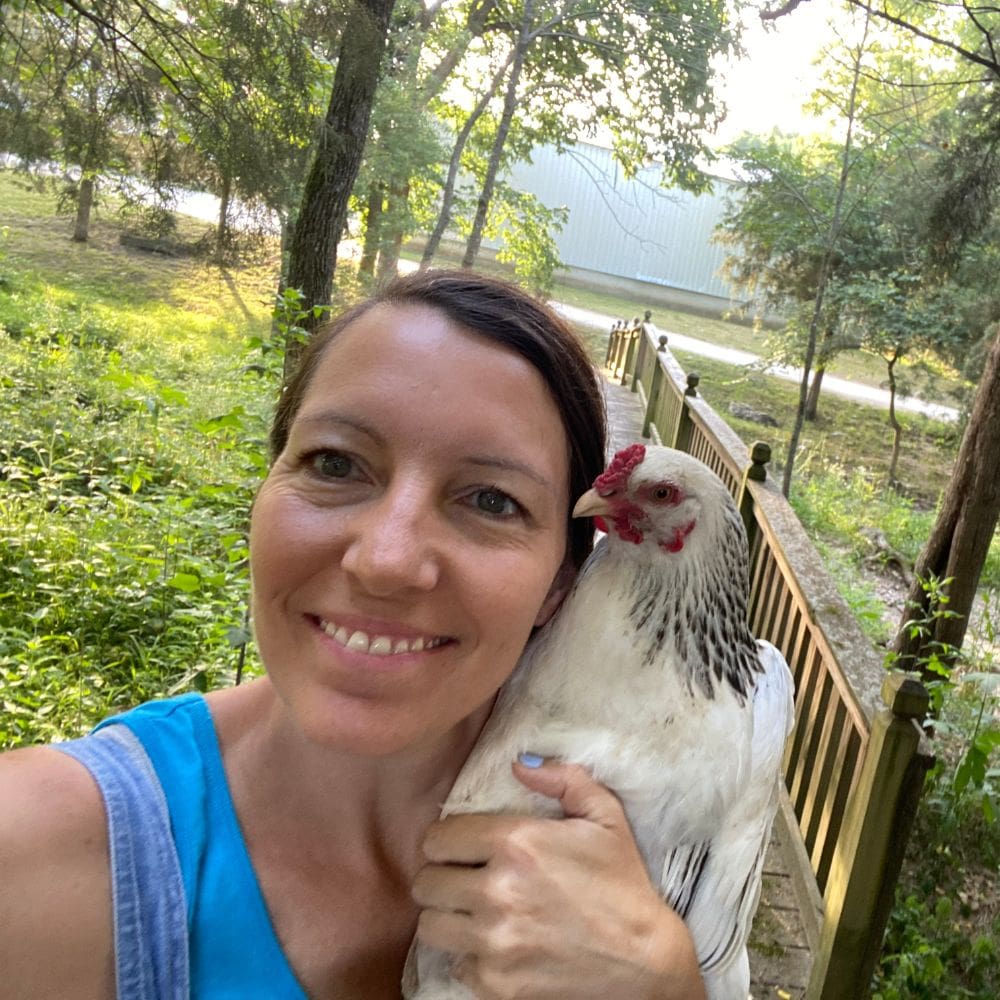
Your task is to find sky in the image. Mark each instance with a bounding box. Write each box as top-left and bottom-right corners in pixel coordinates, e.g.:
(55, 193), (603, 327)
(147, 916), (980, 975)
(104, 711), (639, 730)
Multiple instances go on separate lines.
(711, 3), (854, 146)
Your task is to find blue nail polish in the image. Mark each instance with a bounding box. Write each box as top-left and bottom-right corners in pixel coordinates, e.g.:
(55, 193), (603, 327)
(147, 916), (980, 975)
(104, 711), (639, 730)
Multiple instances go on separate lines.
(518, 752), (544, 768)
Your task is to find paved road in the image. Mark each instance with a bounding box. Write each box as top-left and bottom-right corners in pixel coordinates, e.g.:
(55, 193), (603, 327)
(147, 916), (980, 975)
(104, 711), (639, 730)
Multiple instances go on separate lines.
(554, 302), (960, 423)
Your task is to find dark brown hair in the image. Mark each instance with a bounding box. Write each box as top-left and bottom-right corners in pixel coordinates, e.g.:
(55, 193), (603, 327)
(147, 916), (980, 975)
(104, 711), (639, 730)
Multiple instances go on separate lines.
(269, 269), (607, 568)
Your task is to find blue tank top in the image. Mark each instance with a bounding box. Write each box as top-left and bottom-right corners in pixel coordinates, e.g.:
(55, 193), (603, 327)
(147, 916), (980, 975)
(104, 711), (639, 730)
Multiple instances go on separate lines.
(55, 694), (308, 999)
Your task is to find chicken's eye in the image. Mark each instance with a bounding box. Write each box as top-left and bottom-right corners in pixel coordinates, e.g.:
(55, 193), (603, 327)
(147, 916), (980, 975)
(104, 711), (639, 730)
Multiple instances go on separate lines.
(650, 484), (677, 504)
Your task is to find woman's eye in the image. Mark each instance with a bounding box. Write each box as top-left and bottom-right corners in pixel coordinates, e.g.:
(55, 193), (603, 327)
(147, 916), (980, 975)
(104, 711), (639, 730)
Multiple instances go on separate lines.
(311, 452), (354, 479)
(471, 488), (520, 518)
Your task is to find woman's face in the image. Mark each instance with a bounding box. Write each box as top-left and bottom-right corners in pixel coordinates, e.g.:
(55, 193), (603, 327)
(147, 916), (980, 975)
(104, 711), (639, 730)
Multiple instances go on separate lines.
(250, 303), (572, 756)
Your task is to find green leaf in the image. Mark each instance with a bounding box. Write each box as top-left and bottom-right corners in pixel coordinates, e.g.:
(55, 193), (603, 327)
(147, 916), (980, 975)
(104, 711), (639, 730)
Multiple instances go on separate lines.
(166, 573), (201, 593)
(225, 625), (252, 647)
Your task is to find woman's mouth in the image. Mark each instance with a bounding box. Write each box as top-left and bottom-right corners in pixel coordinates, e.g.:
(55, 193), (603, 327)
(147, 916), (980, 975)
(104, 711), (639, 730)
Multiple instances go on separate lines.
(317, 618), (453, 656)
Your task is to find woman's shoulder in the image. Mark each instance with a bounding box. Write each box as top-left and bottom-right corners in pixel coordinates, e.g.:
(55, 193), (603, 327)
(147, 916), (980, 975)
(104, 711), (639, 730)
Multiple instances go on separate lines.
(0, 745), (115, 997)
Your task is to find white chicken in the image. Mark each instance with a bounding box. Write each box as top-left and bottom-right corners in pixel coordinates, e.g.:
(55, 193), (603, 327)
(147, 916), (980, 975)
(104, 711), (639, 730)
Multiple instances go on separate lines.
(405, 443), (795, 1000)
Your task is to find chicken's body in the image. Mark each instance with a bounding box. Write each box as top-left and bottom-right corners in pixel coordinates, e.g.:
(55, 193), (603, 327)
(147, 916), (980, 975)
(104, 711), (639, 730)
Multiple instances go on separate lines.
(405, 445), (794, 1000)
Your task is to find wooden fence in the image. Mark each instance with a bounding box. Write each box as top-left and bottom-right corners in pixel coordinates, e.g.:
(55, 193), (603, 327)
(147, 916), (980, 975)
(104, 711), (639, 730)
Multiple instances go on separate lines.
(605, 316), (935, 1000)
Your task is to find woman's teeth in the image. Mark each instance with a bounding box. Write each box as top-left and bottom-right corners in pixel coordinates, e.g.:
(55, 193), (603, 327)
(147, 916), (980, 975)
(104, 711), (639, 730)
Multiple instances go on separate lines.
(319, 620), (448, 656)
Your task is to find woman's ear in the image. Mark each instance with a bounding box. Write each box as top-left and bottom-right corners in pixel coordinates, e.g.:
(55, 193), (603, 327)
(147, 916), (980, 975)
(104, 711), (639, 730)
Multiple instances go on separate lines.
(533, 558), (576, 628)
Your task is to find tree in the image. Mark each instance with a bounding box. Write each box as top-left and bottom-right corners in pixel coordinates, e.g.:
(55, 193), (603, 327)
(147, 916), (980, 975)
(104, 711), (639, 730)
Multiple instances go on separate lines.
(5, 0), (326, 255)
(170, 0), (320, 261)
(838, 270), (962, 486)
(760, 0), (1000, 658)
(283, 0), (397, 370)
(418, 54), (512, 267)
(353, 3), (447, 283)
(893, 326), (1000, 670)
(1, 4), (164, 241)
(420, 0), (736, 272)
(717, 133), (863, 424)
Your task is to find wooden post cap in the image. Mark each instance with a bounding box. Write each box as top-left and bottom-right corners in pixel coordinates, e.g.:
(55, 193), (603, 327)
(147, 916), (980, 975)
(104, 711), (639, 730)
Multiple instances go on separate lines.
(685, 372), (700, 397)
(881, 672), (930, 720)
(657, 335), (668, 351)
(746, 441), (771, 482)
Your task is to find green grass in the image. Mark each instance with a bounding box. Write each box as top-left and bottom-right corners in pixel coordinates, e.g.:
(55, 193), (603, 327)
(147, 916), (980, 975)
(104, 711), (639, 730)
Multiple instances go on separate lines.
(672, 350), (960, 504)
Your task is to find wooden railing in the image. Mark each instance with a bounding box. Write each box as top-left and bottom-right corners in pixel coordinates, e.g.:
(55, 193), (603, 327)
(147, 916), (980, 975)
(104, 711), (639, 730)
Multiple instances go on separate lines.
(606, 317), (935, 1000)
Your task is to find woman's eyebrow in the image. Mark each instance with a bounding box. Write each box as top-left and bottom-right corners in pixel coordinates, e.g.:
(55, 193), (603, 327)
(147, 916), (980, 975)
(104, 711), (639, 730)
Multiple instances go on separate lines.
(295, 413), (554, 489)
(463, 455), (553, 489)
(296, 411), (385, 444)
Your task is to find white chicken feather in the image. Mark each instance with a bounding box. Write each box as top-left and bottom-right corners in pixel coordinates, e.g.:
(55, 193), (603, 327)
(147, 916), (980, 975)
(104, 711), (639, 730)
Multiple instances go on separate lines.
(405, 444), (795, 1000)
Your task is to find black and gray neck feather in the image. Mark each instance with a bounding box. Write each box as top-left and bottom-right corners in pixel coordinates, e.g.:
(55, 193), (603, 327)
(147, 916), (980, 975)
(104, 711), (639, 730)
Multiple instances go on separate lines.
(618, 501), (761, 704)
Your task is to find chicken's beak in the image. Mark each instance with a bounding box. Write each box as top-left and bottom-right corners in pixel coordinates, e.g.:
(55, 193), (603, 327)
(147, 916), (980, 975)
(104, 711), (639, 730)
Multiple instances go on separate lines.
(572, 488), (612, 519)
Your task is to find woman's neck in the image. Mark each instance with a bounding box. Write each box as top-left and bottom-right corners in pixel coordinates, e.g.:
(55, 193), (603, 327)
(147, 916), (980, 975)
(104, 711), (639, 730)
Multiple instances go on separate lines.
(208, 677), (491, 856)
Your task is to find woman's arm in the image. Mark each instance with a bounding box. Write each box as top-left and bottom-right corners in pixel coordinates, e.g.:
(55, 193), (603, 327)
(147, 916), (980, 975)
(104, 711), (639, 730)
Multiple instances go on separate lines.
(412, 759), (707, 1000)
(0, 747), (115, 998)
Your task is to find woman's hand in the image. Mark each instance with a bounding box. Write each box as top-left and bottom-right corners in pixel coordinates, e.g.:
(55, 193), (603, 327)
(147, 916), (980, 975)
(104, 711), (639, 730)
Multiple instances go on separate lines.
(412, 758), (707, 1000)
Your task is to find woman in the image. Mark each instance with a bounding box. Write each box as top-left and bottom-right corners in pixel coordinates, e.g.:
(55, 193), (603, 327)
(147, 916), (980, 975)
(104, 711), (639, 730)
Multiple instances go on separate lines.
(0, 270), (706, 999)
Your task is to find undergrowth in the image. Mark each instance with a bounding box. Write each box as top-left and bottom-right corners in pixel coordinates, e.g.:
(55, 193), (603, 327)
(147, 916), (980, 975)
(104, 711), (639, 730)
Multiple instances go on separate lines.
(873, 587), (1000, 999)
(0, 238), (275, 745)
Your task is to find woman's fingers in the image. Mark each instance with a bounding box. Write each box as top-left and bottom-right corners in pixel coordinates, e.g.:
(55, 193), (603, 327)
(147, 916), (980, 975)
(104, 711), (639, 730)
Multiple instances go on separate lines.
(421, 812), (523, 864)
(512, 757), (629, 829)
(414, 906), (478, 954)
(411, 862), (486, 913)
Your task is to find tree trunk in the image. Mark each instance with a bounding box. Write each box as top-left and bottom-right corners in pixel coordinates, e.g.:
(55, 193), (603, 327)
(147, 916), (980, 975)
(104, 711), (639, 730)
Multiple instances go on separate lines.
(376, 180), (409, 283)
(276, 212), (293, 300)
(893, 326), (1000, 668)
(216, 170), (232, 265)
(804, 327), (837, 420)
(804, 365), (825, 421)
(359, 182), (385, 278)
(461, 1), (531, 269)
(284, 0), (397, 376)
(73, 175), (95, 242)
(782, 11), (871, 497)
(886, 352), (903, 488)
(421, 55), (512, 269)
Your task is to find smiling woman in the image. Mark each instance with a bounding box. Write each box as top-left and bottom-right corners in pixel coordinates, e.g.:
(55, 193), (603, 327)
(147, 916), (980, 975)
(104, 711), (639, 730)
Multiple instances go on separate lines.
(0, 269), (707, 999)
(251, 298), (574, 757)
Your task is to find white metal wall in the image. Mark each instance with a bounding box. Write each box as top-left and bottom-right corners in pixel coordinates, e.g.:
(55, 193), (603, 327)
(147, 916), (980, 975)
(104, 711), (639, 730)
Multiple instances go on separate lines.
(497, 141), (736, 299)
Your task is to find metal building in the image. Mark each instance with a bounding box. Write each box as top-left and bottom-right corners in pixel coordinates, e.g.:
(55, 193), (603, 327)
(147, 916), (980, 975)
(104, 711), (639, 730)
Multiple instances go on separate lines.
(499, 141), (740, 314)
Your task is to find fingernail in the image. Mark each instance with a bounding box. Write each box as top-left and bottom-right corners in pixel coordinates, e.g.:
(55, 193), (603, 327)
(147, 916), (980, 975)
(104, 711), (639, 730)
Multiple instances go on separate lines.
(518, 752), (544, 768)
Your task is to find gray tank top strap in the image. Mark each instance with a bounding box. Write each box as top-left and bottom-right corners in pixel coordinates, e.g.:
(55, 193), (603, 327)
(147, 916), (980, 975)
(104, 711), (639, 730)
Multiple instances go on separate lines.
(55, 725), (190, 1000)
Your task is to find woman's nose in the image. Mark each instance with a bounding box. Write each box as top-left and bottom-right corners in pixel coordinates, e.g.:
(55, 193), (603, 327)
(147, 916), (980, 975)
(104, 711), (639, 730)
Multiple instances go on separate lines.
(340, 486), (441, 596)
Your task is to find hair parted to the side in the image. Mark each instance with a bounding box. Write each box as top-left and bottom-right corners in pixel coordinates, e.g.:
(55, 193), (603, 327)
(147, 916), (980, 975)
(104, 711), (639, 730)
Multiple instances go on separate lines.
(268, 269), (607, 569)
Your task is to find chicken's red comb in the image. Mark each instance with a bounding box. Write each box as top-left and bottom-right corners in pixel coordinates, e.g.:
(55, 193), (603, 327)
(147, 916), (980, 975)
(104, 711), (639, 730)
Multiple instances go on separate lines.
(593, 443), (646, 494)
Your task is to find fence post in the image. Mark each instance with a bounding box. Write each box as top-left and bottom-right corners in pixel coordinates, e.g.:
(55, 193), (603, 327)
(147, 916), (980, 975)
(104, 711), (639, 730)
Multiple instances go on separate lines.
(631, 311), (653, 394)
(604, 321), (619, 369)
(673, 372), (699, 453)
(808, 672), (932, 1000)
(620, 320), (640, 387)
(737, 441), (770, 552)
(612, 321), (629, 376)
(641, 335), (668, 439)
